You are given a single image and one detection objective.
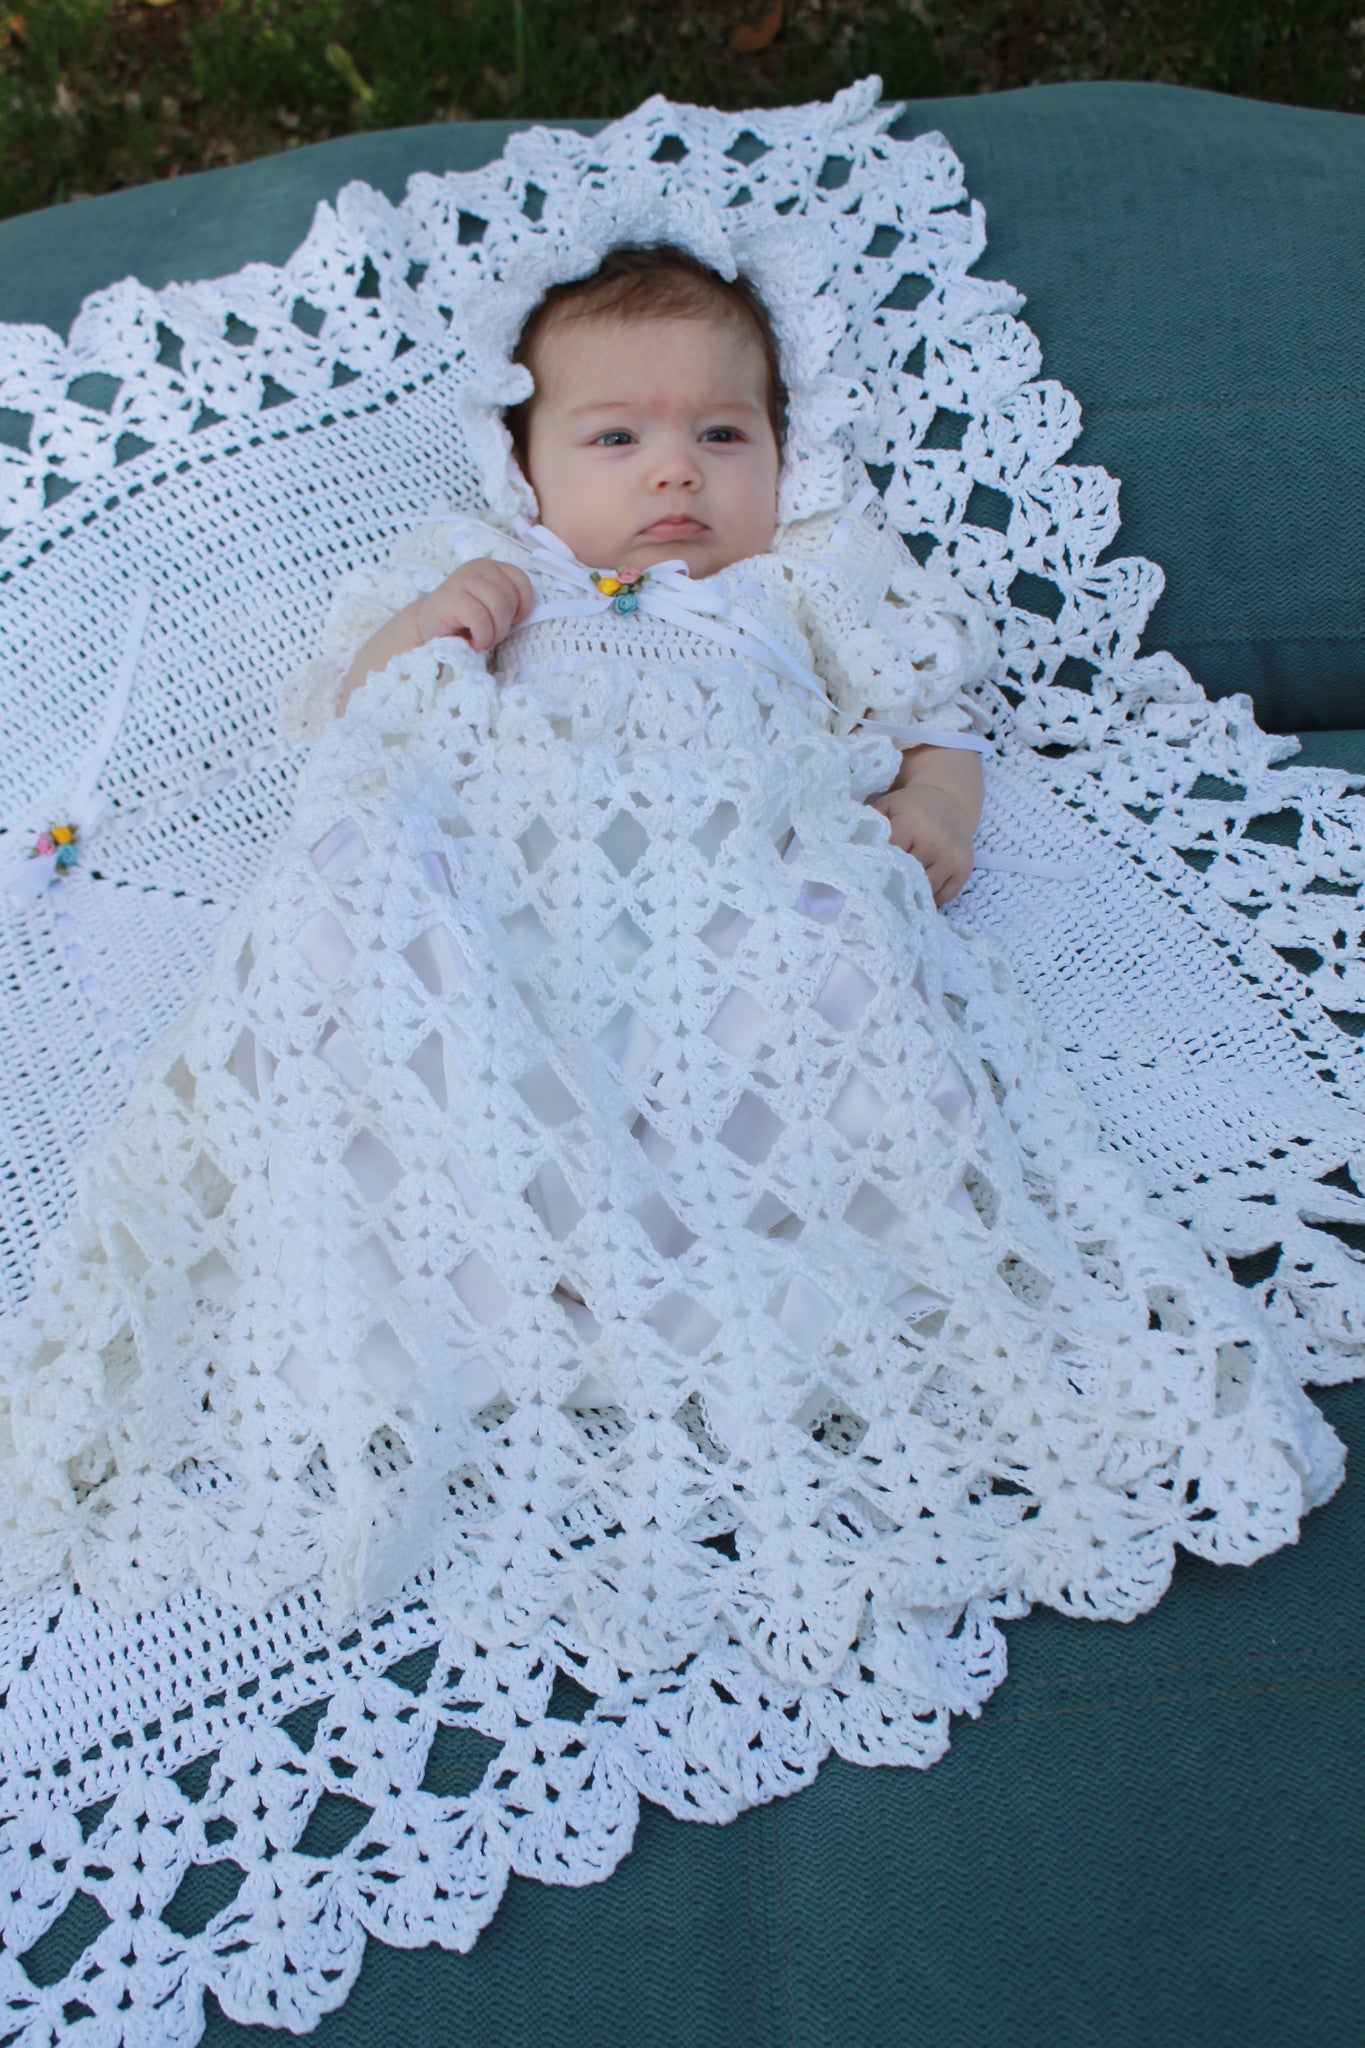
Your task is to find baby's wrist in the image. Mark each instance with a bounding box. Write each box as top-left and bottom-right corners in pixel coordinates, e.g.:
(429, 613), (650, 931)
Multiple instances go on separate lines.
(410, 591), (443, 647)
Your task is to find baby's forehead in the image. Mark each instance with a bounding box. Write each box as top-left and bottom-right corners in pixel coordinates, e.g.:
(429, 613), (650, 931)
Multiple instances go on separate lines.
(528, 305), (767, 396)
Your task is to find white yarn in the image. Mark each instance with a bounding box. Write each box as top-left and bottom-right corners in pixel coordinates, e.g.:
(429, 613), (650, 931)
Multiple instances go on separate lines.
(0, 78), (1362, 2045)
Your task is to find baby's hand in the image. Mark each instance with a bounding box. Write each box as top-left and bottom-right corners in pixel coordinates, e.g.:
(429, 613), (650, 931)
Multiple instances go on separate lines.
(414, 558), (534, 654)
(871, 782), (976, 906)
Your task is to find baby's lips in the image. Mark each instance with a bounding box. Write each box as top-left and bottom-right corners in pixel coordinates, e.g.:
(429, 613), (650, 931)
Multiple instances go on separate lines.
(639, 516), (707, 541)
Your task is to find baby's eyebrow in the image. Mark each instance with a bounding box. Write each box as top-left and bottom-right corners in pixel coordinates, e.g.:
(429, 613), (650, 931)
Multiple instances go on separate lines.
(563, 397), (766, 419)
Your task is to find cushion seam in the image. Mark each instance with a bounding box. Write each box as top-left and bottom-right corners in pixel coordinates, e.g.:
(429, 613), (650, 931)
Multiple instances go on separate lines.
(1163, 629), (1365, 645)
(1090, 391), (1365, 416)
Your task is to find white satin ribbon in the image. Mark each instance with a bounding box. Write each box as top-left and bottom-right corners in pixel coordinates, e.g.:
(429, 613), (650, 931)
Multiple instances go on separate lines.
(972, 853), (1088, 882)
(2, 580), (152, 905)
(864, 723), (993, 754)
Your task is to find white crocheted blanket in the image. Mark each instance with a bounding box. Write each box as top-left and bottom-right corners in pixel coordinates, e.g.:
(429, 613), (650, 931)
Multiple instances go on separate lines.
(0, 80), (1362, 2046)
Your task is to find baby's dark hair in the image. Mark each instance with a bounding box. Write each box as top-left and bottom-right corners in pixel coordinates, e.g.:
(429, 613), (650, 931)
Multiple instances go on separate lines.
(505, 241), (789, 465)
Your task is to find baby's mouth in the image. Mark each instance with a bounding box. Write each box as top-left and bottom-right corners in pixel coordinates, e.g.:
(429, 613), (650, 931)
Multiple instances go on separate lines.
(638, 515), (707, 541)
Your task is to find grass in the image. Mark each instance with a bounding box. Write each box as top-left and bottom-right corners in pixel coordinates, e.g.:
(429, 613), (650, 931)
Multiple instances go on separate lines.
(0, 0), (1361, 221)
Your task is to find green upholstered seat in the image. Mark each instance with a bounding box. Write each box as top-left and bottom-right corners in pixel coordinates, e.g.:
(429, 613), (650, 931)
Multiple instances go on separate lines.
(2, 86), (1362, 2047)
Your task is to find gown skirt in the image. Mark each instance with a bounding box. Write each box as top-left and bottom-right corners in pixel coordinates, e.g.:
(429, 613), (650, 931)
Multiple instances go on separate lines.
(0, 576), (1341, 1696)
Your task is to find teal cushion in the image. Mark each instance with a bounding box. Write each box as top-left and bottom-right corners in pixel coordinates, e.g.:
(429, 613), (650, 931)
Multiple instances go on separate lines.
(1, 85), (1361, 732)
(1292, 728), (1365, 771)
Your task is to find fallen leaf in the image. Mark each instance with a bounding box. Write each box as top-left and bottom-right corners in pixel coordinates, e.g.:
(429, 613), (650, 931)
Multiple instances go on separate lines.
(730, 0), (782, 53)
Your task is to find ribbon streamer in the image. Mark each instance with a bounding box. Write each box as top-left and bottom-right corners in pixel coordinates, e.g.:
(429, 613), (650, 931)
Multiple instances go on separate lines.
(2, 581), (152, 905)
(972, 853), (1088, 882)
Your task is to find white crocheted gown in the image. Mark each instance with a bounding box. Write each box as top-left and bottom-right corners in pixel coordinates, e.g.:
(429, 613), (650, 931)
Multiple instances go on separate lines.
(0, 497), (1340, 1679)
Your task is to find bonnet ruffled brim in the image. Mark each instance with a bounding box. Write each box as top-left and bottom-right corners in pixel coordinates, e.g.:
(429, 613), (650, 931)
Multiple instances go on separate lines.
(441, 120), (885, 527)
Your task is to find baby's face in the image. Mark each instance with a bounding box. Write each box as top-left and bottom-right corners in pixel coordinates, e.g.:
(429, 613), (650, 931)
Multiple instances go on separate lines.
(522, 310), (780, 580)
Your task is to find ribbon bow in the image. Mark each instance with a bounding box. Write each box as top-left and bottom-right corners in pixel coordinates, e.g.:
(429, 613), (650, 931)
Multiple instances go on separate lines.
(515, 523), (849, 702)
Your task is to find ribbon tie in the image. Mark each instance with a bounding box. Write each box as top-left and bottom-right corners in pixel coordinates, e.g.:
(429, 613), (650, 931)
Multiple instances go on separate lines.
(515, 523), (993, 761)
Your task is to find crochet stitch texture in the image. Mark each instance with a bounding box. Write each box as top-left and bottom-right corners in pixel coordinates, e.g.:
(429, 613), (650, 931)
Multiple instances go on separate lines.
(0, 79), (1362, 2045)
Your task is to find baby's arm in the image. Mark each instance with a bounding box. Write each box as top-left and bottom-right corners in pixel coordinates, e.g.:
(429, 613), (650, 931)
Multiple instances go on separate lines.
(779, 503), (993, 906)
(870, 745), (982, 907)
(337, 557), (534, 715)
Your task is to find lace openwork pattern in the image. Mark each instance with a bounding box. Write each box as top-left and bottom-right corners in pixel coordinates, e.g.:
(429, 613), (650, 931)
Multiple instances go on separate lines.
(0, 80), (1361, 2045)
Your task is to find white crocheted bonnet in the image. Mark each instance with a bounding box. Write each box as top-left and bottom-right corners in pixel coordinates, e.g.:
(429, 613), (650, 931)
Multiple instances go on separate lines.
(446, 172), (873, 527)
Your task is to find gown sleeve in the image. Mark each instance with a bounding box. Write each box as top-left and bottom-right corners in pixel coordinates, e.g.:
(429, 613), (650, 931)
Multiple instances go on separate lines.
(277, 510), (528, 742)
(777, 496), (996, 744)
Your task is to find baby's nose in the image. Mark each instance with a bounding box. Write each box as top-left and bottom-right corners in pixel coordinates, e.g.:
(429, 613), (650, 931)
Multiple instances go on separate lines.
(648, 437), (703, 489)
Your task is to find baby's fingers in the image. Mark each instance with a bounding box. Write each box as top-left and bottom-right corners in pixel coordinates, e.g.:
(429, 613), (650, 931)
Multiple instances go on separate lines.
(928, 847), (973, 907)
(489, 566), (535, 644)
(868, 792), (912, 852)
(500, 564), (535, 625)
(463, 563), (535, 648)
(458, 596), (502, 652)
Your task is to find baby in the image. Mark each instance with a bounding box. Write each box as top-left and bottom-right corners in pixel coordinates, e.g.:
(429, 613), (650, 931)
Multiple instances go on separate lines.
(336, 244), (983, 906)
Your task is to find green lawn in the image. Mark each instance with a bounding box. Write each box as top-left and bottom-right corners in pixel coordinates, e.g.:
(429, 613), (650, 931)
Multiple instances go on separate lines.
(2, 0), (1361, 221)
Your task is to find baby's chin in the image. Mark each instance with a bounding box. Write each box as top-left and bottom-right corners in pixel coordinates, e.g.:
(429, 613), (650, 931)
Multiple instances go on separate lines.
(612, 531), (767, 580)
(631, 538), (727, 579)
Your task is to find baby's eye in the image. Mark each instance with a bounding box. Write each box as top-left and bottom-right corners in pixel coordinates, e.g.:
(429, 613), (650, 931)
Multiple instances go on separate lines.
(593, 430), (636, 448)
(700, 426), (744, 444)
